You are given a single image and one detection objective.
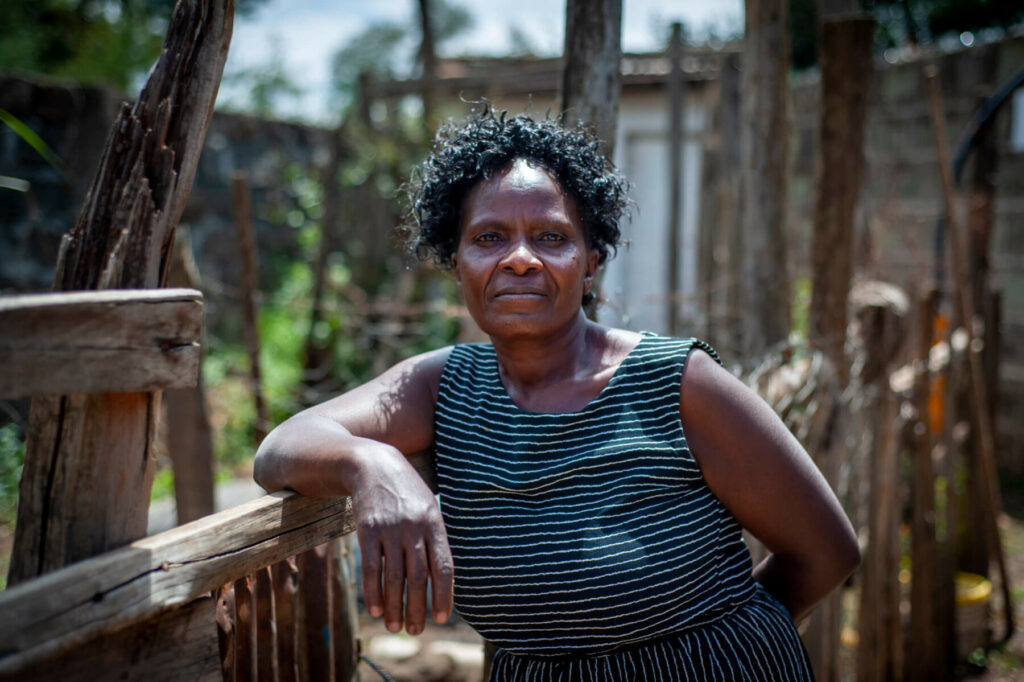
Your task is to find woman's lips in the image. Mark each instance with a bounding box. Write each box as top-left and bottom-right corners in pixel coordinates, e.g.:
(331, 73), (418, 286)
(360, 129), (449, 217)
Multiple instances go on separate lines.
(494, 288), (547, 298)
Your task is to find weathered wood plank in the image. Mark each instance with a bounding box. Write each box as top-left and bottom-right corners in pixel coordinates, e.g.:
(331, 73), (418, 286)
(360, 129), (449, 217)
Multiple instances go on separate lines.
(0, 288), (202, 399)
(4, 595), (221, 682)
(0, 492), (354, 674)
(9, 0), (235, 587)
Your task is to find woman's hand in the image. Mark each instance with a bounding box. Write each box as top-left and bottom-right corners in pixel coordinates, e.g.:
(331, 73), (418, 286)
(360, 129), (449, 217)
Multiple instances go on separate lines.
(350, 446), (453, 635)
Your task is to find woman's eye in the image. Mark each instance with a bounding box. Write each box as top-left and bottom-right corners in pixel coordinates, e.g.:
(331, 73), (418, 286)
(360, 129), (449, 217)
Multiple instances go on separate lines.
(475, 233), (501, 243)
(539, 232), (565, 242)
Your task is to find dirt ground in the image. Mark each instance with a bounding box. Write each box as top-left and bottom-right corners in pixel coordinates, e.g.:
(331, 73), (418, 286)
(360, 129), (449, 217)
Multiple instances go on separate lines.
(970, 488), (1024, 681)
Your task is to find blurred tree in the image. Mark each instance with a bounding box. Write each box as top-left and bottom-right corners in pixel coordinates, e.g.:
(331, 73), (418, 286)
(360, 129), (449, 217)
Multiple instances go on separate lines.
(790, 0), (1024, 69)
(329, 0), (471, 113)
(221, 38), (303, 119)
(0, 0), (269, 90)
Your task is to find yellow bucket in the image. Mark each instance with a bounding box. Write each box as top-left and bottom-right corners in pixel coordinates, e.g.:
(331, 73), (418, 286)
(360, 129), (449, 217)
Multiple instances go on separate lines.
(955, 572), (992, 657)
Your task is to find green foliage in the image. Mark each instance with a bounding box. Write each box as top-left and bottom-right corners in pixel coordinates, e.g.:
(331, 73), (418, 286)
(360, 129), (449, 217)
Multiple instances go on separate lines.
(0, 423), (26, 526)
(329, 0), (472, 113)
(790, 277), (812, 340)
(0, 108), (68, 174)
(0, 0), (269, 89)
(150, 465), (175, 500)
(220, 38), (304, 119)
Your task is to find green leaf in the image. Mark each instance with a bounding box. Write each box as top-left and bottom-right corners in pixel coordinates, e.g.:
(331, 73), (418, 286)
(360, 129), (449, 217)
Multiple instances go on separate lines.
(0, 108), (67, 175)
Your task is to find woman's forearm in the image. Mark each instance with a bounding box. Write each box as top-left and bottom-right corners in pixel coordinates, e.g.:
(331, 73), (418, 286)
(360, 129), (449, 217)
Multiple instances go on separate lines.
(254, 412), (394, 496)
(752, 544), (860, 622)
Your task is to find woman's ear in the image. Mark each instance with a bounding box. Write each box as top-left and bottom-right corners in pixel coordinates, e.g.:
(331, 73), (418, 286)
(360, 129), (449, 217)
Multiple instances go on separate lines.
(452, 254), (461, 286)
(583, 250), (599, 294)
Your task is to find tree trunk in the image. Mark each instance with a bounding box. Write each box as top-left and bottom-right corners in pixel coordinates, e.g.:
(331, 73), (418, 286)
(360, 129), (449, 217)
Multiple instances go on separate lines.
(560, 0), (622, 155)
(8, 0), (234, 586)
(666, 23), (684, 336)
(808, 13), (873, 384)
(739, 0), (791, 360)
(418, 0), (438, 132)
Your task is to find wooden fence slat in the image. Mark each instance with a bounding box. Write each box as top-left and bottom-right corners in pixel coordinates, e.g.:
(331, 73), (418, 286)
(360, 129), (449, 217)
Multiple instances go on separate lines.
(0, 288), (203, 399)
(0, 492), (354, 674)
(216, 584), (236, 682)
(330, 537), (360, 682)
(255, 566), (278, 681)
(298, 545), (333, 681)
(273, 558), (300, 682)
(1, 595), (221, 682)
(234, 576), (257, 682)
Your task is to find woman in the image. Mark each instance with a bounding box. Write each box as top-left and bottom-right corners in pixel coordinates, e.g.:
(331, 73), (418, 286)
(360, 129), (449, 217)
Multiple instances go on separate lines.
(255, 111), (860, 680)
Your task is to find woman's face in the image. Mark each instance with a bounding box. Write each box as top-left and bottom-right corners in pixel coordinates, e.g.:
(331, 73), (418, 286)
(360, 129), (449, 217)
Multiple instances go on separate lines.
(453, 158), (598, 340)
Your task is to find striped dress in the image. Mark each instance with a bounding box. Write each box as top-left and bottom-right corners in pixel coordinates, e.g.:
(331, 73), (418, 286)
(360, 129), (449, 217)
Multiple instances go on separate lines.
(433, 333), (814, 681)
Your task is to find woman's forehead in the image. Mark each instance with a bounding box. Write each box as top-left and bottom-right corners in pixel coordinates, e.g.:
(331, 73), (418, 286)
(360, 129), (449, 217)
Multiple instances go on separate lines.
(467, 159), (568, 204)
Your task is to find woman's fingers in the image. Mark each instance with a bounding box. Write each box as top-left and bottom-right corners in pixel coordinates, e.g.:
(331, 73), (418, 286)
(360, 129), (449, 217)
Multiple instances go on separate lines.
(429, 529), (454, 624)
(359, 530), (385, 619)
(404, 539), (429, 635)
(382, 538), (406, 633)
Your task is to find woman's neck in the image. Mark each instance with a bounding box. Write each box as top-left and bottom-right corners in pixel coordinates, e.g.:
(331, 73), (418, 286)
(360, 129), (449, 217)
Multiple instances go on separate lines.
(490, 313), (600, 391)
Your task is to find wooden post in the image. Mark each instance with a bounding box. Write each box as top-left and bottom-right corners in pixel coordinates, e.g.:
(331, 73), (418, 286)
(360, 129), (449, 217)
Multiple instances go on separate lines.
(560, 0), (622, 154)
(254, 566), (278, 681)
(910, 290), (941, 681)
(808, 11), (874, 384)
(304, 123), (347, 394)
(329, 537), (360, 681)
(851, 282), (909, 682)
(666, 22), (684, 336)
(216, 584), (236, 682)
(719, 52), (743, 356)
(272, 557), (301, 682)
(165, 228), (216, 524)
(7, 0), (234, 587)
(232, 171), (269, 444)
(418, 0), (438, 132)
(739, 0), (791, 360)
(298, 545), (333, 681)
(561, 0), (621, 318)
(233, 575), (257, 682)
(924, 65), (1013, 643)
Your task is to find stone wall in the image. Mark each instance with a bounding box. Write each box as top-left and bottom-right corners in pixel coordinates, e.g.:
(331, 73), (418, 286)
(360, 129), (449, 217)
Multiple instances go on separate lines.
(0, 72), (330, 305)
(789, 34), (1024, 465)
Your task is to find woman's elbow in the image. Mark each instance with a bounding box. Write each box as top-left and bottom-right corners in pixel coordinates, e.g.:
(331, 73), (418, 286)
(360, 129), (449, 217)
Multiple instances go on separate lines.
(253, 431), (285, 492)
(833, 525), (862, 583)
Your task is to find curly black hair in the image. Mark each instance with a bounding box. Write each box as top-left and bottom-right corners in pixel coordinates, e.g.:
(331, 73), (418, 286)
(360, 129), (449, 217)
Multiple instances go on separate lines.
(402, 109), (630, 297)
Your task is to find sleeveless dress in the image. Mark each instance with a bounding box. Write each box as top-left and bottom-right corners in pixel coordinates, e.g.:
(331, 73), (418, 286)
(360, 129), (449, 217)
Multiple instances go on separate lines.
(433, 333), (814, 681)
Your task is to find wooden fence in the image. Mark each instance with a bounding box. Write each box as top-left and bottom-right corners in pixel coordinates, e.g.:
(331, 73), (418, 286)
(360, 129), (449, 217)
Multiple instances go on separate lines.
(0, 289), (368, 681)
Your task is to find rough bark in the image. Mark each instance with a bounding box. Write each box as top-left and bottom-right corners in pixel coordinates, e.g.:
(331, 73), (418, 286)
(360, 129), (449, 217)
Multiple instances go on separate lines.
(8, 0), (234, 586)
(739, 0), (791, 360)
(808, 15), (874, 384)
(560, 0), (622, 154)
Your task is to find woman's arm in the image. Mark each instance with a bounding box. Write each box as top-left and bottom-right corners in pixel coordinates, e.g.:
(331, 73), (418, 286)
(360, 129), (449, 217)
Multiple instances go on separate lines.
(678, 350), (860, 622)
(254, 347), (454, 636)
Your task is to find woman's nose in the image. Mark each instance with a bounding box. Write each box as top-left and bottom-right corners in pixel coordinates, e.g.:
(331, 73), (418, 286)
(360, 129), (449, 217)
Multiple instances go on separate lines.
(500, 242), (542, 274)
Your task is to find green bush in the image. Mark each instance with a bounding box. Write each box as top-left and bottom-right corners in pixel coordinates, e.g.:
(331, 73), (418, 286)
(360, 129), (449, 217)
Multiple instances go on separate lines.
(0, 422), (26, 526)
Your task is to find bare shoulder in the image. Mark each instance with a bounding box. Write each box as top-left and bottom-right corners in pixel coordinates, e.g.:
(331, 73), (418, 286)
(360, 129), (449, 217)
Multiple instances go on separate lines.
(678, 347), (809, 485)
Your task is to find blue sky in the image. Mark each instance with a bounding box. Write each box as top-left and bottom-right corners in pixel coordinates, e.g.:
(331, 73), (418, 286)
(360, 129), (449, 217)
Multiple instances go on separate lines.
(219, 0), (743, 122)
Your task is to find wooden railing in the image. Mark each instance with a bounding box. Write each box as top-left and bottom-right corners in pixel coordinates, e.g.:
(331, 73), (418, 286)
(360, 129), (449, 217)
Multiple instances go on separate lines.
(1, 288), (368, 681)
(0, 492), (357, 680)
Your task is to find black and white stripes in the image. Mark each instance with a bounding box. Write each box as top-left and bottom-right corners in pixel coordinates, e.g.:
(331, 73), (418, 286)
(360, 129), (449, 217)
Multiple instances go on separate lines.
(434, 334), (813, 680)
